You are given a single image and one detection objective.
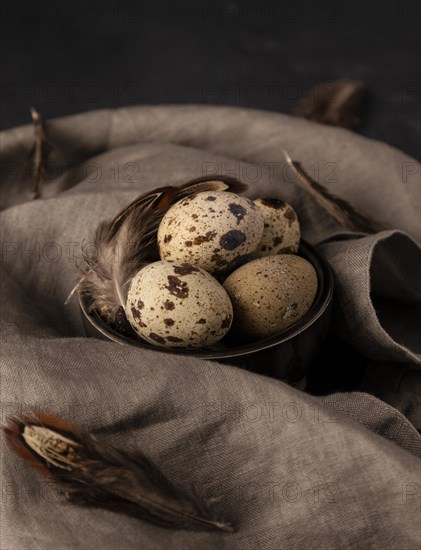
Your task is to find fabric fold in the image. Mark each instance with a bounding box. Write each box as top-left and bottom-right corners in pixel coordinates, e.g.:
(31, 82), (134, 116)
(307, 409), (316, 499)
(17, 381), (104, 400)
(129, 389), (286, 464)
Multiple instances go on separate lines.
(320, 230), (421, 364)
(1, 340), (420, 549)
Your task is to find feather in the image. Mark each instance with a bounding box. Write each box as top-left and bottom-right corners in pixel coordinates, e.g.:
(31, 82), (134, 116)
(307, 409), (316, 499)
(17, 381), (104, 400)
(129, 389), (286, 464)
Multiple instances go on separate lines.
(28, 107), (52, 199)
(75, 176), (247, 327)
(3, 413), (233, 532)
(283, 151), (382, 233)
(294, 79), (366, 130)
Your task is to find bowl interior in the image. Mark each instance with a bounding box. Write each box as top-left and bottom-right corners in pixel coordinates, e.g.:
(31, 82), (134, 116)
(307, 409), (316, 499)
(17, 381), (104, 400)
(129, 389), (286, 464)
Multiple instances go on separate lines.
(79, 241), (333, 360)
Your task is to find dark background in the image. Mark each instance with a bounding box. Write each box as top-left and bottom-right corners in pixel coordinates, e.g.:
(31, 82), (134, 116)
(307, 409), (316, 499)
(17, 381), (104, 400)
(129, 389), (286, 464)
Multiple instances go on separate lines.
(1, 0), (420, 160)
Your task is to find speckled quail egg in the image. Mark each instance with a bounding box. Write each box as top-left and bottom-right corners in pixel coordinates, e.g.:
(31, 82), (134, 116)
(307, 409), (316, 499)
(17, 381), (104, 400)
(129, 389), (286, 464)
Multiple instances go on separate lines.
(253, 198), (300, 257)
(126, 261), (233, 348)
(158, 191), (264, 274)
(223, 255), (317, 340)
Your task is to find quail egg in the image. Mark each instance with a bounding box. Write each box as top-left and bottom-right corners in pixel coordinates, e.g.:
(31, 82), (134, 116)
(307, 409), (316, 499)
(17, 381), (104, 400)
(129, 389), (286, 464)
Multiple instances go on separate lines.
(253, 198), (300, 257)
(126, 261), (233, 348)
(158, 191), (264, 274)
(223, 255), (317, 340)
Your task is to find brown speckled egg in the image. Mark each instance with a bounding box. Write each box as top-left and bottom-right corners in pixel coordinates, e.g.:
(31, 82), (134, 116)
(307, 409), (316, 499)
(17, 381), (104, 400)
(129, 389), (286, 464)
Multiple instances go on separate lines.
(253, 198), (300, 257)
(126, 261), (233, 348)
(223, 255), (317, 340)
(158, 191), (264, 274)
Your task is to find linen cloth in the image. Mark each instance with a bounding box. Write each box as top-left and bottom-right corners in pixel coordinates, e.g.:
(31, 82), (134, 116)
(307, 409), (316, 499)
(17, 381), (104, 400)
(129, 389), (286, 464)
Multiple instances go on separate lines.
(1, 105), (420, 549)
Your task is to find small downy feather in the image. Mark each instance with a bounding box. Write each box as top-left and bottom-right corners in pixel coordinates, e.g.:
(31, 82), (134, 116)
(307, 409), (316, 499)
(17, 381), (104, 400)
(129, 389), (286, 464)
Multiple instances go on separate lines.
(74, 176), (247, 329)
(283, 151), (382, 234)
(3, 413), (233, 532)
(294, 79), (366, 130)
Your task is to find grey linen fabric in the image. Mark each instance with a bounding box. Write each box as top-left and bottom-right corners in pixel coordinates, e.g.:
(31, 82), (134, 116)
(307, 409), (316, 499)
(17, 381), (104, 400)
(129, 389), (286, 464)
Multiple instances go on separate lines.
(1, 105), (420, 549)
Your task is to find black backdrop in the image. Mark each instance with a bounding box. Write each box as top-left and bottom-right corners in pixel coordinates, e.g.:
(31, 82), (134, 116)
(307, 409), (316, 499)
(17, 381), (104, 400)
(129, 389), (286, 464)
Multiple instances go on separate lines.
(1, 0), (420, 160)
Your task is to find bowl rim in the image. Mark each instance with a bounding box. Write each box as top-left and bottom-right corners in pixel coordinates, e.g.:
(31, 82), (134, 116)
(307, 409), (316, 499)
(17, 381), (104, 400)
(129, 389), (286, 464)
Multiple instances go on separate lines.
(79, 240), (334, 359)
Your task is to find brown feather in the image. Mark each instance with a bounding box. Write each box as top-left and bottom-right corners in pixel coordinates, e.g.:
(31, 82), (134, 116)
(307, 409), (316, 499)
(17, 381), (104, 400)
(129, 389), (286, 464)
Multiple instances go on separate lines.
(3, 413), (233, 532)
(294, 79), (366, 130)
(29, 107), (52, 199)
(283, 151), (383, 233)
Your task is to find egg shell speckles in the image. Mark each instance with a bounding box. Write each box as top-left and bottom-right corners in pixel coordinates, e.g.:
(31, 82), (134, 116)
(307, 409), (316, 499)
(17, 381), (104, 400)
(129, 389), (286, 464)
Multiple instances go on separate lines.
(223, 255), (318, 340)
(157, 191), (264, 274)
(253, 198), (300, 258)
(126, 261), (233, 349)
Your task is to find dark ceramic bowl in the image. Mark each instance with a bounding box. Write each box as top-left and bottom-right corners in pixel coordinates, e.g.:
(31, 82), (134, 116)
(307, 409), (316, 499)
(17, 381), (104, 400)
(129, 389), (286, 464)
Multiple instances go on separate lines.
(79, 241), (333, 385)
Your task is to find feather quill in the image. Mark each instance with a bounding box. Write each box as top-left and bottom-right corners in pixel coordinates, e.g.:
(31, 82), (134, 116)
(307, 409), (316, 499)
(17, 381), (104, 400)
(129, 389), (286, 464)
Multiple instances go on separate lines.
(75, 176), (247, 329)
(3, 413), (233, 532)
(283, 151), (382, 233)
